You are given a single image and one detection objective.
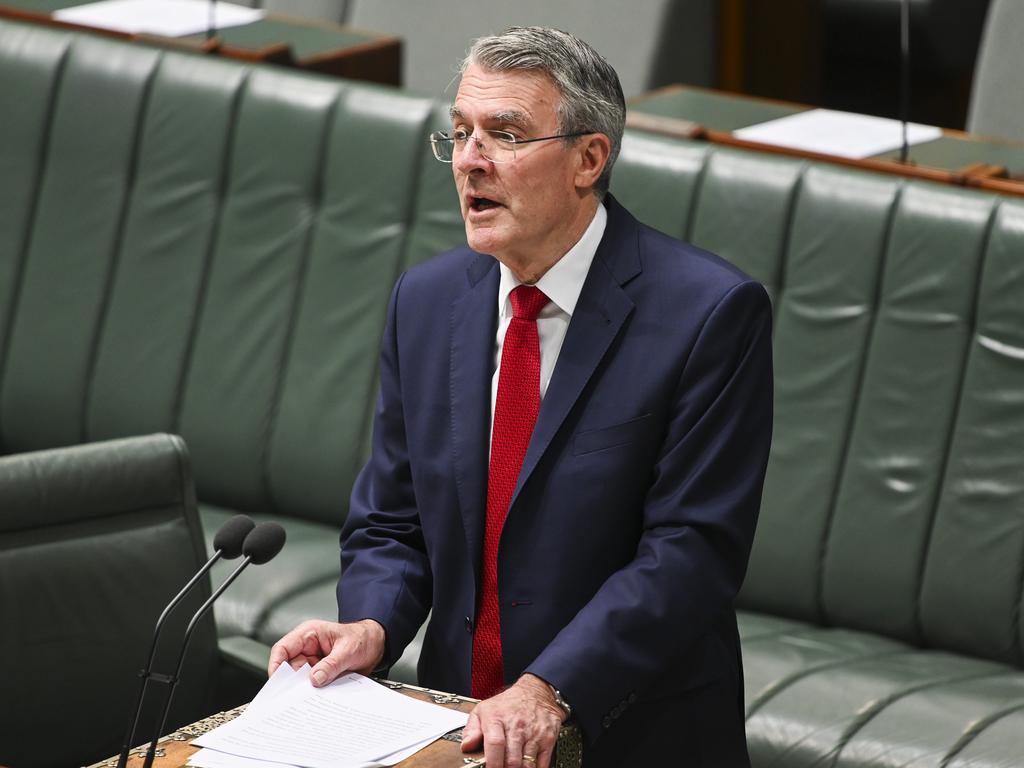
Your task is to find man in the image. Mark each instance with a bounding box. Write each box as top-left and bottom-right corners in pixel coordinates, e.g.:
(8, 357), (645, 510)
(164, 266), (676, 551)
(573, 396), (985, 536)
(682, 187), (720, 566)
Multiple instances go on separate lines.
(270, 27), (772, 768)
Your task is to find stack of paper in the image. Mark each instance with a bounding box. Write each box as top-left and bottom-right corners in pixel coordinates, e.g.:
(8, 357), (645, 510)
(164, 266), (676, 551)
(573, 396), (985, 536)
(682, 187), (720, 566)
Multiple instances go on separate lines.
(54, 1), (265, 37)
(191, 664), (468, 768)
(732, 108), (943, 159)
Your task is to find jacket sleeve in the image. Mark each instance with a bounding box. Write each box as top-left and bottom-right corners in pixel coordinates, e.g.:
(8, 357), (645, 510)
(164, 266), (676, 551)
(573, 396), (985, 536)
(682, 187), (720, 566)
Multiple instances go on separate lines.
(337, 272), (432, 668)
(525, 279), (774, 740)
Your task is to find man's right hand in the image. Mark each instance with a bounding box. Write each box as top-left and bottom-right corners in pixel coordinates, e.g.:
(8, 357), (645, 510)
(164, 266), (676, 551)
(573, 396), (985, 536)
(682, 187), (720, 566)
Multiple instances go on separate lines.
(268, 619), (386, 687)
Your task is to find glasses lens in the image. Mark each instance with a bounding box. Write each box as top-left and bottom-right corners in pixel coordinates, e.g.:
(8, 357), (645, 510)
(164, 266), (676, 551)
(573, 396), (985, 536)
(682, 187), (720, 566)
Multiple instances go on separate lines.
(430, 130), (516, 163)
(430, 132), (454, 163)
(481, 130), (515, 163)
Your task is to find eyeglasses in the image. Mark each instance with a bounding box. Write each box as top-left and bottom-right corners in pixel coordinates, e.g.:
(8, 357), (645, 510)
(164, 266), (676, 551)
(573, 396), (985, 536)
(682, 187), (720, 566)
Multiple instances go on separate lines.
(429, 128), (592, 164)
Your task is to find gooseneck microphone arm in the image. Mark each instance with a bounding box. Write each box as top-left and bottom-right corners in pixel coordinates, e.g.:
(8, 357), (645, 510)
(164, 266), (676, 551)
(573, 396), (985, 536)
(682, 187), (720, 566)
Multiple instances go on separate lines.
(141, 557), (253, 768)
(116, 515), (254, 768)
(141, 522), (286, 768)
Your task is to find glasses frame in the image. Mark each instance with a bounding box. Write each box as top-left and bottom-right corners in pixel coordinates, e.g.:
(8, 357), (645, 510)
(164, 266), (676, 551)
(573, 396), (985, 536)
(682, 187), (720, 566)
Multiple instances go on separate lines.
(429, 128), (593, 164)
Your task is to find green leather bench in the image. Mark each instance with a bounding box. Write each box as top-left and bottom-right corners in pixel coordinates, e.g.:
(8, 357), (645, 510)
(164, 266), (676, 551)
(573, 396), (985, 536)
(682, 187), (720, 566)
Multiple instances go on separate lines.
(2, 17), (1024, 767)
(613, 133), (1024, 766)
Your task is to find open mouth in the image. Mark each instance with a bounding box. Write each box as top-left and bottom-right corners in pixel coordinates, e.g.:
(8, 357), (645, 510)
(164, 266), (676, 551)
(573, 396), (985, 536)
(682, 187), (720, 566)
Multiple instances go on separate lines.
(470, 196), (501, 211)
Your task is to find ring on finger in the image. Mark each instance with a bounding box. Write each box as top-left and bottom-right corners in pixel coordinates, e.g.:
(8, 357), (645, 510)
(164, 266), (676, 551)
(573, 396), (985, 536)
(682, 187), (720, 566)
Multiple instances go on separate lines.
(523, 756), (537, 764)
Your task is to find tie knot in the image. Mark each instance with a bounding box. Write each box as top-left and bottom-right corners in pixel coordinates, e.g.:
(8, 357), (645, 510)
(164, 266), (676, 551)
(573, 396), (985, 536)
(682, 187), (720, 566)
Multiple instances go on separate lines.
(510, 285), (550, 320)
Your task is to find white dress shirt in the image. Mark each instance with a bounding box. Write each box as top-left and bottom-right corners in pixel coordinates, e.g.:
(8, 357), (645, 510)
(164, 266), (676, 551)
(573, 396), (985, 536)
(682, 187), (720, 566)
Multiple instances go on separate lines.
(490, 203), (608, 438)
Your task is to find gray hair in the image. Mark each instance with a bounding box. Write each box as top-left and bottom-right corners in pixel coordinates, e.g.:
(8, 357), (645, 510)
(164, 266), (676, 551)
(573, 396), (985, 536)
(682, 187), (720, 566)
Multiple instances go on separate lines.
(461, 26), (626, 198)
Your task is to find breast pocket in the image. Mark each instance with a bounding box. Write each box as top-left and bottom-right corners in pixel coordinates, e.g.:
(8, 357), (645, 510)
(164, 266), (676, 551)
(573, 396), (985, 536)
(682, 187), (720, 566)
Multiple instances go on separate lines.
(572, 413), (653, 456)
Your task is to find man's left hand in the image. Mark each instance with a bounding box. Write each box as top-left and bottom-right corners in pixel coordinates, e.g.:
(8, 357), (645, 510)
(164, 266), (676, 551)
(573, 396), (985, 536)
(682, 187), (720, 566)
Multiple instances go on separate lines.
(461, 673), (567, 768)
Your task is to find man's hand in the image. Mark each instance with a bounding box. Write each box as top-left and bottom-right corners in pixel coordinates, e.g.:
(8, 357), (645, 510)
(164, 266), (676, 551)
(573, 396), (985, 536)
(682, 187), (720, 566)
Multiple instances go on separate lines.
(461, 673), (567, 768)
(267, 619), (386, 687)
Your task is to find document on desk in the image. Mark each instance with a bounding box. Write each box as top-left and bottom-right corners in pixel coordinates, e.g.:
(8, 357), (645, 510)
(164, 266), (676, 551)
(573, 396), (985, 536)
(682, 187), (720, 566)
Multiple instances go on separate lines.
(54, 1), (264, 37)
(733, 108), (943, 159)
(192, 663), (468, 768)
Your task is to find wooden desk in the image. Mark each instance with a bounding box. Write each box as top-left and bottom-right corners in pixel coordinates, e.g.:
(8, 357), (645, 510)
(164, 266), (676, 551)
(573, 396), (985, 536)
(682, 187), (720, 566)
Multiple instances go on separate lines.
(0, 0), (400, 85)
(627, 85), (1024, 197)
(87, 681), (583, 768)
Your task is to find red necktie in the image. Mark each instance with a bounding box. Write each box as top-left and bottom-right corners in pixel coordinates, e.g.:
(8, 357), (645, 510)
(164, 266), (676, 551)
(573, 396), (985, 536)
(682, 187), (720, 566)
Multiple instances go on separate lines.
(472, 285), (550, 699)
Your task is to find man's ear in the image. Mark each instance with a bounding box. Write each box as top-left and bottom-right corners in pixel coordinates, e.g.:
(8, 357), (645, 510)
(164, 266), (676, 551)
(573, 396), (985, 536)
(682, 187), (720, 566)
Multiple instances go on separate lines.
(573, 133), (612, 191)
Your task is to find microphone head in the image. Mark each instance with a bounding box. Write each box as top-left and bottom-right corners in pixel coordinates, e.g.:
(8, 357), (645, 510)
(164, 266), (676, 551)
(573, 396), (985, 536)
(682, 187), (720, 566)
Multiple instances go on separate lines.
(242, 522), (287, 565)
(212, 515), (256, 559)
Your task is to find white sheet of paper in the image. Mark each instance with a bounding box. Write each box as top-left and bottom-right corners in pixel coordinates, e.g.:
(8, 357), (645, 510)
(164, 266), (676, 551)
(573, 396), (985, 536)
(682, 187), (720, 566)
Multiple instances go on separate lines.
(188, 735), (436, 768)
(732, 108), (943, 159)
(54, 1), (264, 37)
(193, 665), (467, 768)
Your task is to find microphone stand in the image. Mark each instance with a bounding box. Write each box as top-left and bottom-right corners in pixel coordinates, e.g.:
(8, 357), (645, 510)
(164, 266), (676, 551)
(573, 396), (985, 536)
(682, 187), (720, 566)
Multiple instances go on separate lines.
(115, 552), (224, 768)
(141, 556), (255, 768)
(899, 0), (911, 163)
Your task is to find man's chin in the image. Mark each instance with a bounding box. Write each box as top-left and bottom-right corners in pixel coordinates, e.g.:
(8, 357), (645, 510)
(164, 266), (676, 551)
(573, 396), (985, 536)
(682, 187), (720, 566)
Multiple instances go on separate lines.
(464, 225), (506, 257)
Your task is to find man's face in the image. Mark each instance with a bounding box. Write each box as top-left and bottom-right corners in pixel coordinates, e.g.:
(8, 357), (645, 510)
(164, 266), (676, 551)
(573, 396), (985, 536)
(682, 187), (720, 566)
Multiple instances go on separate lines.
(451, 64), (591, 270)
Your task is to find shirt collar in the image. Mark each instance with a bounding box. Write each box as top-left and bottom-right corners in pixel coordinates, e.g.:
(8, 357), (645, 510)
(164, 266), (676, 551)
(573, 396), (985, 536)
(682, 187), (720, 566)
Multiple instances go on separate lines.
(497, 202), (607, 319)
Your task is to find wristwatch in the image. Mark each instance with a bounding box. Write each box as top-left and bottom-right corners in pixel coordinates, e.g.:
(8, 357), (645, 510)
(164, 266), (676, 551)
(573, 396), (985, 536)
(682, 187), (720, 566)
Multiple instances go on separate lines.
(548, 683), (573, 721)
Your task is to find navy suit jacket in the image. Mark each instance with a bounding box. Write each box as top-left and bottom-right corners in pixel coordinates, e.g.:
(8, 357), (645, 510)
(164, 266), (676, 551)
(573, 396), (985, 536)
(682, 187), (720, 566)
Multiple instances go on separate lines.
(339, 196), (772, 763)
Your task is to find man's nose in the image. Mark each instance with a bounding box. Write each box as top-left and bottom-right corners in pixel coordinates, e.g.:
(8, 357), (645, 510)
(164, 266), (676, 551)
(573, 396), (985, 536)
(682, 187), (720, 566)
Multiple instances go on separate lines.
(453, 134), (491, 174)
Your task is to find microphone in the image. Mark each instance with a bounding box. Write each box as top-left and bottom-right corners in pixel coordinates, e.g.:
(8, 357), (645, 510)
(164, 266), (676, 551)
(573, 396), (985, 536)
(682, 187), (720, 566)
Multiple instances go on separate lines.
(117, 515), (255, 768)
(141, 523), (287, 768)
(899, 0), (911, 163)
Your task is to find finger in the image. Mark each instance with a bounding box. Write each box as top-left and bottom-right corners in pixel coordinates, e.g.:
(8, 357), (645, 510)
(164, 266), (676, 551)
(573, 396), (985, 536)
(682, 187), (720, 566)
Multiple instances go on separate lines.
(482, 721), (507, 768)
(267, 651), (283, 678)
(267, 621), (321, 676)
(461, 711), (482, 751)
(310, 639), (358, 687)
(267, 633), (303, 677)
(537, 740), (555, 768)
(504, 734), (525, 768)
(522, 739), (541, 768)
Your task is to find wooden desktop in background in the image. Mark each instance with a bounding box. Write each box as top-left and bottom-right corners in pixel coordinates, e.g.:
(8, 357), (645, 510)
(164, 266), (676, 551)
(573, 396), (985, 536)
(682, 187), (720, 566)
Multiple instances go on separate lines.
(88, 681), (583, 768)
(627, 85), (1024, 198)
(0, 0), (400, 85)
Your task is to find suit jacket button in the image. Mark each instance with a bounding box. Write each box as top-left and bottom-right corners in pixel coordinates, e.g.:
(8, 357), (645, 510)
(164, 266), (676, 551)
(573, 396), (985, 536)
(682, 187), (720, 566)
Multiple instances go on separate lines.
(464, 616), (473, 633)
(602, 715), (612, 729)
(628, 692), (637, 704)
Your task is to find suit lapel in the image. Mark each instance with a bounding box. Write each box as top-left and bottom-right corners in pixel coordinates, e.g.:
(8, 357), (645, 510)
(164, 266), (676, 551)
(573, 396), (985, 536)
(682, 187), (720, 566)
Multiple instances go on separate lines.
(449, 253), (499, 581)
(511, 198), (642, 507)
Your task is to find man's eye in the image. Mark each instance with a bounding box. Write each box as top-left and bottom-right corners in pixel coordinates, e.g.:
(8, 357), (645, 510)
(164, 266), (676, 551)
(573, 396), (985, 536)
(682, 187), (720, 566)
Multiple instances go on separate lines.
(452, 129), (470, 141)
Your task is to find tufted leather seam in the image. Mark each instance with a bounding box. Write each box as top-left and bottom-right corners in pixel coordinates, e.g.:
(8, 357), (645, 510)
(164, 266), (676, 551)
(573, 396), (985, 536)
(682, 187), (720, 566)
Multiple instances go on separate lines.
(170, 70), (252, 434)
(80, 49), (162, 443)
(829, 669), (1012, 768)
(681, 144), (711, 246)
(939, 697), (1024, 768)
(911, 199), (1003, 654)
(771, 160), (807, 326)
(260, 89), (342, 518)
(352, 103), (435, 486)
(0, 34), (71, 450)
(744, 647), (906, 717)
(814, 179), (906, 627)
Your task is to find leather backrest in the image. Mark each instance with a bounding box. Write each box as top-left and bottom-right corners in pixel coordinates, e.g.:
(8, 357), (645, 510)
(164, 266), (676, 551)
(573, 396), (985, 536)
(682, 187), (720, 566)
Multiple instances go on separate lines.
(0, 434), (216, 768)
(820, 184), (995, 642)
(746, 165), (900, 622)
(918, 198), (1024, 665)
(613, 134), (1024, 666)
(0, 19), (454, 526)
